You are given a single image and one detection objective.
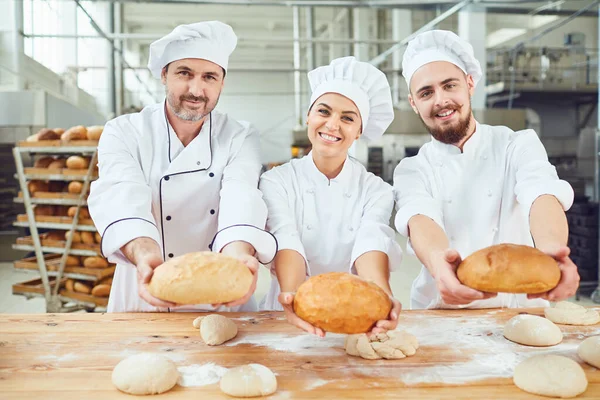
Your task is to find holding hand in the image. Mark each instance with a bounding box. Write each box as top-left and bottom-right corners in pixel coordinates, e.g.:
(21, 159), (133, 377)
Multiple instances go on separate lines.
(528, 246), (580, 302)
(368, 296), (402, 339)
(136, 253), (176, 308)
(279, 292), (325, 338)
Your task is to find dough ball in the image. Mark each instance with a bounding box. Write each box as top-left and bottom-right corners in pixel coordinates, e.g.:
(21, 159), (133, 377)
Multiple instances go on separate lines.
(345, 330), (419, 360)
(219, 364), (277, 398)
(513, 355), (587, 398)
(504, 314), (562, 346)
(544, 302), (600, 326)
(200, 314), (238, 346)
(192, 316), (204, 329)
(578, 336), (600, 369)
(112, 353), (179, 395)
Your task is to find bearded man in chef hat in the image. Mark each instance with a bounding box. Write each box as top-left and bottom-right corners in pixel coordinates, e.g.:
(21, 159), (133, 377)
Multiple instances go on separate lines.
(88, 21), (277, 313)
(393, 30), (579, 310)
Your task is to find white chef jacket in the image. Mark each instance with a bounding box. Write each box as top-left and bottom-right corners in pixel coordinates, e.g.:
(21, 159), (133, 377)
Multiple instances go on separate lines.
(88, 101), (277, 312)
(259, 152), (403, 311)
(394, 121), (574, 310)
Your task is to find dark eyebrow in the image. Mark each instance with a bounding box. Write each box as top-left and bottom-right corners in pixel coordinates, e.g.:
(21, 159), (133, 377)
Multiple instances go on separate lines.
(416, 78), (460, 94)
(204, 71), (221, 78)
(316, 102), (358, 116)
(175, 66), (192, 72)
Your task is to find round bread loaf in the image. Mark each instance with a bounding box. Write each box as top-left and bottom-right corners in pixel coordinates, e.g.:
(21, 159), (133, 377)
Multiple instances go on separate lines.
(27, 180), (49, 194)
(34, 156), (55, 168)
(80, 231), (95, 245)
(86, 125), (104, 140)
(83, 256), (109, 269)
(74, 281), (91, 294)
(65, 230), (81, 244)
(68, 181), (83, 194)
(148, 252), (253, 305)
(52, 128), (65, 135)
(66, 156), (89, 170)
(67, 206), (90, 219)
(61, 125), (87, 141)
(92, 284), (111, 297)
(293, 272), (392, 334)
(456, 244), (560, 294)
(37, 128), (60, 141)
(66, 255), (80, 266)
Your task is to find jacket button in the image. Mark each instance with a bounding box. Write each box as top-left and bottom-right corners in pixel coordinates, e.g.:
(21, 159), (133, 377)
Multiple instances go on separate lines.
(349, 227), (354, 231)
(197, 161), (201, 166)
(345, 193), (351, 198)
(487, 190), (493, 197)
(168, 253), (174, 258)
(209, 172), (214, 177)
(166, 216), (171, 221)
(306, 225), (312, 230)
(210, 209), (215, 215)
(164, 176), (170, 181)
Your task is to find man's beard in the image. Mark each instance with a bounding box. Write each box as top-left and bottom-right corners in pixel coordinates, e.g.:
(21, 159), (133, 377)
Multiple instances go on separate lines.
(166, 90), (217, 122)
(419, 102), (472, 145)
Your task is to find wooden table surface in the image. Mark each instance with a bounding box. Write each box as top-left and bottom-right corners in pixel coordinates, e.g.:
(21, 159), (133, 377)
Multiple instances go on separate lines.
(1, 308), (600, 399)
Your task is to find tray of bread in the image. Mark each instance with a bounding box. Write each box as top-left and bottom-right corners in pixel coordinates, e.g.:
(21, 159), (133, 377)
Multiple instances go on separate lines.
(16, 230), (101, 253)
(60, 276), (111, 307)
(14, 254), (115, 281)
(17, 126), (103, 148)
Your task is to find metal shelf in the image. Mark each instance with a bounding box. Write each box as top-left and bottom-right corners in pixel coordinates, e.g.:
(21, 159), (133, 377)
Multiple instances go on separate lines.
(12, 290), (105, 311)
(13, 267), (101, 282)
(13, 221), (97, 232)
(15, 146), (98, 154)
(15, 173), (97, 182)
(13, 197), (87, 206)
(12, 244), (99, 257)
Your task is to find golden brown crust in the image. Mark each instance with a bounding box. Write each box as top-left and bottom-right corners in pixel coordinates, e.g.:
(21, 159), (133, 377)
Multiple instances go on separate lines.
(66, 255), (80, 266)
(293, 272), (392, 334)
(86, 126), (103, 140)
(68, 181), (83, 194)
(91, 284), (111, 297)
(65, 279), (75, 292)
(27, 180), (49, 194)
(61, 126), (87, 141)
(65, 230), (81, 244)
(65, 156), (89, 170)
(83, 256), (109, 269)
(148, 252), (253, 305)
(36, 128), (61, 141)
(34, 156), (55, 168)
(74, 281), (92, 294)
(457, 244), (560, 294)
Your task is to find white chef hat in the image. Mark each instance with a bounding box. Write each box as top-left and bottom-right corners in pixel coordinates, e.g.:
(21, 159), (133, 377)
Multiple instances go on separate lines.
(307, 56), (394, 141)
(402, 30), (482, 89)
(147, 21), (237, 79)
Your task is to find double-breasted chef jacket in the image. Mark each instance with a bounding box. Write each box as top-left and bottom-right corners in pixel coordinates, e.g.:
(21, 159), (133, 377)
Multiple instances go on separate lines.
(88, 101), (277, 312)
(259, 152), (403, 311)
(393, 121), (574, 310)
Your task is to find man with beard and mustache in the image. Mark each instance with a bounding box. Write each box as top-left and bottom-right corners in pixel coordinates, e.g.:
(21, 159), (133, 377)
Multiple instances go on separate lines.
(393, 30), (579, 310)
(88, 21), (276, 312)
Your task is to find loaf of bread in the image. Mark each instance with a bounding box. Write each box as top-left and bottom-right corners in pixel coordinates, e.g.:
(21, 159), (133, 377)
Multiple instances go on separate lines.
(83, 256), (109, 269)
(74, 281), (92, 294)
(65, 230), (81, 244)
(148, 252), (253, 305)
(61, 126), (87, 141)
(91, 284), (111, 297)
(65, 156), (89, 170)
(47, 158), (67, 170)
(34, 205), (55, 216)
(44, 231), (65, 241)
(94, 232), (102, 243)
(65, 279), (75, 292)
(456, 244), (561, 294)
(47, 181), (65, 193)
(52, 128), (65, 135)
(66, 255), (80, 266)
(27, 180), (49, 194)
(37, 128), (61, 141)
(68, 181), (83, 194)
(293, 272), (392, 334)
(67, 206), (90, 219)
(80, 231), (95, 245)
(99, 276), (113, 285)
(55, 206), (70, 217)
(86, 126), (104, 140)
(34, 156), (55, 168)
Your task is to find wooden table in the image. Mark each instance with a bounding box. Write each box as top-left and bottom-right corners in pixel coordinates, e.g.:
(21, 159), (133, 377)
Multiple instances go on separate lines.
(1, 308), (600, 399)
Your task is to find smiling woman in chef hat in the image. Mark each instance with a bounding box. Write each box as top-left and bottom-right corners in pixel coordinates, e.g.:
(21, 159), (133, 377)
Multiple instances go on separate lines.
(259, 56), (403, 337)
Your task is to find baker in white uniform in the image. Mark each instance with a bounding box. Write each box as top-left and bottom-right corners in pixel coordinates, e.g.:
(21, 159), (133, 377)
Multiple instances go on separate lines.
(88, 21), (277, 312)
(259, 57), (403, 337)
(394, 30), (580, 310)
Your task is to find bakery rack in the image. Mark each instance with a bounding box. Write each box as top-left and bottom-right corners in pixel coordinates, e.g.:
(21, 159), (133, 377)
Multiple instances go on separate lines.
(11, 137), (111, 312)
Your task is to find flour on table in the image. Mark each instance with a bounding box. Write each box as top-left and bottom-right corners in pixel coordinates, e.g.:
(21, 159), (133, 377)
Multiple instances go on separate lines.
(178, 363), (228, 387)
(226, 333), (345, 355)
(38, 353), (79, 363)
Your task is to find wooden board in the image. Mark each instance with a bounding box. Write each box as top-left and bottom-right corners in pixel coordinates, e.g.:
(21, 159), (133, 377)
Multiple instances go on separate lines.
(14, 254), (115, 280)
(11, 276), (65, 295)
(17, 214), (95, 226)
(1, 309), (600, 399)
(58, 288), (109, 307)
(18, 191), (85, 200)
(16, 236), (101, 253)
(23, 168), (97, 178)
(17, 140), (99, 147)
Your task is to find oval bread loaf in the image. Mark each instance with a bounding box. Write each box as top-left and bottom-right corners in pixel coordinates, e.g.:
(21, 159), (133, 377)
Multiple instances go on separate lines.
(61, 125), (87, 141)
(68, 181), (83, 194)
(74, 281), (92, 294)
(47, 158), (67, 170)
(37, 128), (60, 141)
(94, 232), (102, 243)
(148, 252), (253, 305)
(44, 231), (65, 241)
(293, 272), (392, 334)
(27, 180), (49, 194)
(52, 128), (65, 135)
(80, 231), (95, 245)
(86, 126), (103, 140)
(99, 276), (113, 285)
(65, 156), (89, 170)
(34, 156), (55, 168)
(65, 279), (75, 292)
(65, 230), (81, 244)
(457, 244), (560, 294)
(83, 257), (109, 269)
(67, 206), (90, 219)
(66, 255), (80, 266)
(91, 284), (111, 297)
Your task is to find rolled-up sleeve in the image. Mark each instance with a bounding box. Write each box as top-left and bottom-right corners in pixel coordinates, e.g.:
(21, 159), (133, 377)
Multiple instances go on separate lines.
(211, 124), (277, 264)
(259, 169), (309, 274)
(88, 121), (161, 265)
(393, 157), (444, 237)
(350, 177), (403, 271)
(512, 130), (574, 216)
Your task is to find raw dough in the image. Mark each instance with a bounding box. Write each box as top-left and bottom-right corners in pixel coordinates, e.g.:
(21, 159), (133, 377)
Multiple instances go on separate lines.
(513, 355), (587, 398)
(544, 302), (600, 326)
(504, 314), (562, 346)
(219, 364), (277, 397)
(198, 314), (238, 346)
(112, 353), (179, 395)
(578, 336), (600, 368)
(192, 316), (204, 329)
(345, 330), (419, 360)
